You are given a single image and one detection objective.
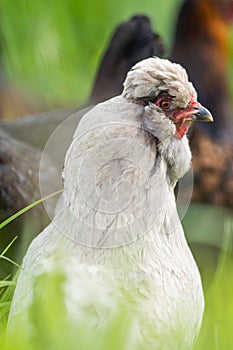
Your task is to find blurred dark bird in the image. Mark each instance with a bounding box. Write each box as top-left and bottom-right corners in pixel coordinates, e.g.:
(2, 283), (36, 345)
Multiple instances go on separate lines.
(0, 129), (57, 221)
(170, 0), (233, 208)
(0, 128), (59, 277)
(89, 15), (164, 104)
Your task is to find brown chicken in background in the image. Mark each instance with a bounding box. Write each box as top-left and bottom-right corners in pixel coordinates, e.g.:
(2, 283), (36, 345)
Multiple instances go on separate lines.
(170, 0), (233, 208)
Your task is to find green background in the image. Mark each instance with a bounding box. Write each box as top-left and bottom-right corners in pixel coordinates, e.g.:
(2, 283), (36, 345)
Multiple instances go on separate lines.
(0, 0), (183, 109)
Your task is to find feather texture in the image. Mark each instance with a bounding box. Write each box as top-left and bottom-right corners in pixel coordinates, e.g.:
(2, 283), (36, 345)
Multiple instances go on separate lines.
(8, 58), (206, 348)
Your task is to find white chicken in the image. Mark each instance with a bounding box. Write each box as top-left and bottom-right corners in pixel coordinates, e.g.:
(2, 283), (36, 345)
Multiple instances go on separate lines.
(8, 57), (213, 348)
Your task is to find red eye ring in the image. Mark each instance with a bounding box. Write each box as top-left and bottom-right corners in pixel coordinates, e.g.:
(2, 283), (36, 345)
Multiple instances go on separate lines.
(160, 100), (171, 109)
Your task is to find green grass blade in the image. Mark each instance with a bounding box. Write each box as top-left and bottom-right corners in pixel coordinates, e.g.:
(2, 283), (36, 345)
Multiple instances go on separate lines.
(0, 189), (63, 230)
(0, 236), (18, 256)
(0, 256), (21, 269)
(0, 281), (16, 288)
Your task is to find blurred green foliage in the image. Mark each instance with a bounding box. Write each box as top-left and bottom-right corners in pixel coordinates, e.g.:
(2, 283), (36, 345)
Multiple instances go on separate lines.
(0, 0), (182, 108)
(0, 224), (233, 350)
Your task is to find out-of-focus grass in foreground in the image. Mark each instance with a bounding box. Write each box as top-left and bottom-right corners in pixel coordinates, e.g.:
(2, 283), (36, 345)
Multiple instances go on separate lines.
(0, 221), (233, 350)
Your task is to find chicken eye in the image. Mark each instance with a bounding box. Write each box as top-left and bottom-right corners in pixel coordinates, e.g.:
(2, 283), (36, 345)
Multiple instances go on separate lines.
(160, 101), (171, 110)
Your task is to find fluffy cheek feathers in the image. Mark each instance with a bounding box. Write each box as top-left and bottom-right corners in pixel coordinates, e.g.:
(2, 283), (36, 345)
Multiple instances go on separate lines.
(161, 136), (192, 184)
(143, 105), (176, 140)
(143, 105), (192, 183)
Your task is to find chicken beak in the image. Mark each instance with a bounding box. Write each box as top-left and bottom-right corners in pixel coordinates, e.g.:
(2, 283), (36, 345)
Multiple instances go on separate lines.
(193, 106), (213, 122)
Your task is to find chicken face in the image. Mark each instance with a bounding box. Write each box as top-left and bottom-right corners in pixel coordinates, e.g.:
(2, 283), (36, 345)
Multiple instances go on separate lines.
(123, 57), (213, 140)
(153, 91), (213, 139)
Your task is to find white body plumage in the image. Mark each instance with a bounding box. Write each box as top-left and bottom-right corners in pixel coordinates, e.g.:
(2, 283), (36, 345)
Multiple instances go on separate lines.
(9, 58), (207, 348)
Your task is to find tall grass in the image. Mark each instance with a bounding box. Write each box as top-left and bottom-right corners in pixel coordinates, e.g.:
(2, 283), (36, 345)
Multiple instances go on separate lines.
(194, 222), (233, 350)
